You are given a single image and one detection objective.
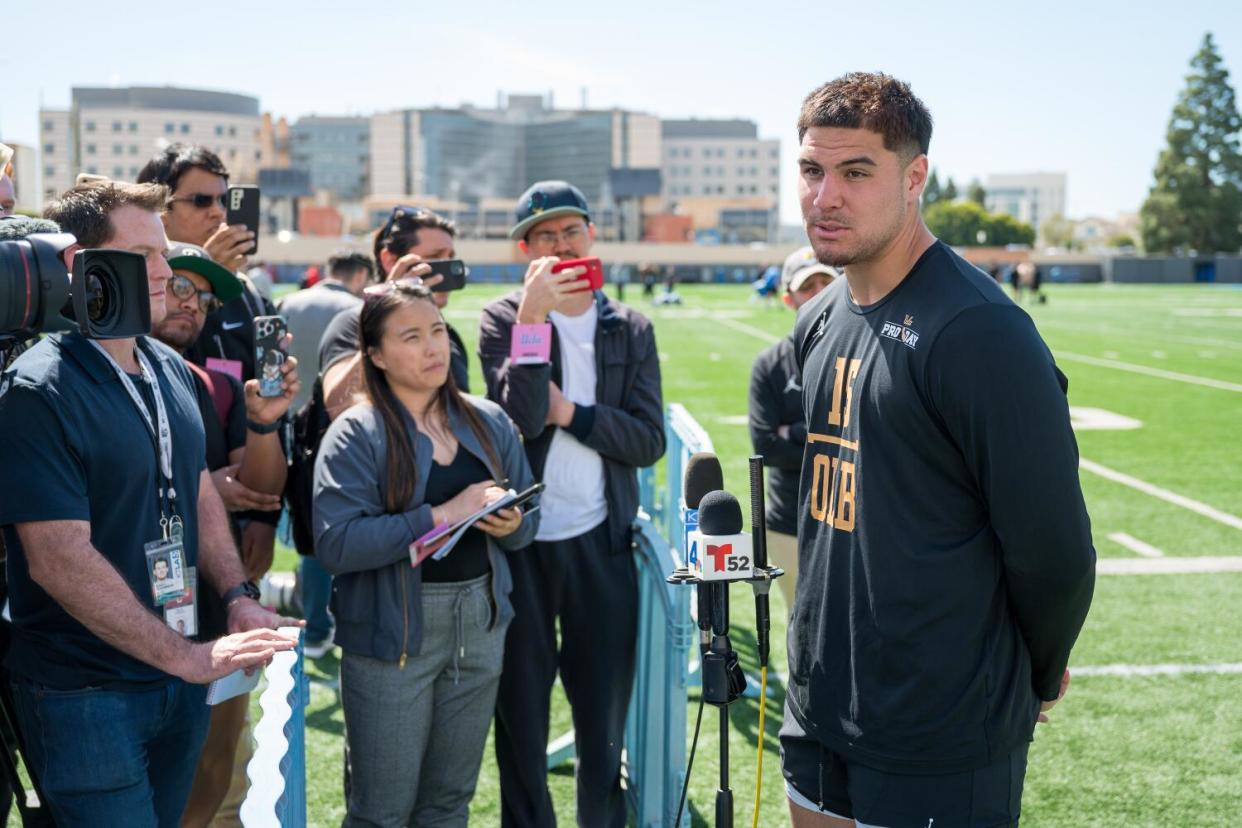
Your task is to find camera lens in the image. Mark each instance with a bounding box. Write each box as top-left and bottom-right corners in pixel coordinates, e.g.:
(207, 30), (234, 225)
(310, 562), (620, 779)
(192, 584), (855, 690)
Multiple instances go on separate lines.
(84, 265), (118, 326)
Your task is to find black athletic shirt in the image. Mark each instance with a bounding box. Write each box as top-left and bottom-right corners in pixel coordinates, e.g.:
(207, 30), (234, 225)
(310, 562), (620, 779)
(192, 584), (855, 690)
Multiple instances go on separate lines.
(419, 447), (491, 583)
(788, 240), (1096, 773)
(748, 334), (807, 535)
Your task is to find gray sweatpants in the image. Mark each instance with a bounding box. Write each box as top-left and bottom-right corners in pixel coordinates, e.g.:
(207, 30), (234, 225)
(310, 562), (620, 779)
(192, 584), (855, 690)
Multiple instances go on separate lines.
(340, 574), (507, 828)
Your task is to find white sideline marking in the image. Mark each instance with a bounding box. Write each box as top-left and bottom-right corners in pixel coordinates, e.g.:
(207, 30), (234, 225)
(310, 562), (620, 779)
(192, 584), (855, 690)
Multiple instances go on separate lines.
(1098, 556), (1242, 574)
(1080, 458), (1242, 532)
(1055, 351), (1242, 393)
(1107, 532), (1163, 557)
(1070, 407), (1142, 431)
(715, 415), (749, 426)
(715, 316), (781, 344)
(1172, 308), (1242, 318)
(1074, 663), (1242, 677)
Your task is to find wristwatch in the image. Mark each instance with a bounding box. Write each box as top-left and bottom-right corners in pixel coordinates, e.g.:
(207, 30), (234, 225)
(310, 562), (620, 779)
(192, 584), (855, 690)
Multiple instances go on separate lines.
(222, 580), (261, 607)
(246, 418), (281, 434)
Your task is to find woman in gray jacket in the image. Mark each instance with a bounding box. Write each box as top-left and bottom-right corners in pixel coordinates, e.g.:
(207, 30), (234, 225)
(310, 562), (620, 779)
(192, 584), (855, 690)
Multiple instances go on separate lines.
(313, 281), (537, 828)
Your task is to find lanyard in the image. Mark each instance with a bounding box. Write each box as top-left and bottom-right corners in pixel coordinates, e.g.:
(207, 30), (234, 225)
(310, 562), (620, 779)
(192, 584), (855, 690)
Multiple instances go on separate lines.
(89, 339), (180, 534)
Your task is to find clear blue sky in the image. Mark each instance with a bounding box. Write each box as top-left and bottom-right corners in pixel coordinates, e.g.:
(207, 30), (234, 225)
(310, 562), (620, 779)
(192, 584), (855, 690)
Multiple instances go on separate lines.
(2, 0), (1238, 226)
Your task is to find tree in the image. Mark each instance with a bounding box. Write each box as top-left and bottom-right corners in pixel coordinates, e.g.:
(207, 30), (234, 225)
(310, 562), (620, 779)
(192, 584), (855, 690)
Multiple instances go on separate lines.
(943, 177), (959, 203)
(923, 168), (943, 210)
(1040, 214), (1076, 249)
(1107, 233), (1137, 250)
(967, 179), (987, 207)
(1140, 32), (1242, 254)
(924, 201), (1035, 247)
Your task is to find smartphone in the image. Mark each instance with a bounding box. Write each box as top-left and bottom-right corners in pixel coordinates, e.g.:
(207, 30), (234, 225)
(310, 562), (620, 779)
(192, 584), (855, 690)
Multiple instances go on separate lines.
(225, 186), (260, 255)
(510, 482), (545, 512)
(425, 259), (467, 292)
(253, 315), (287, 398)
(551, 257), (604, 291)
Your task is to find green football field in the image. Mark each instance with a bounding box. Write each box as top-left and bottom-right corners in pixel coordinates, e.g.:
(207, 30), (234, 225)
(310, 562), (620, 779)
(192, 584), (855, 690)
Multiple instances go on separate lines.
(267, 280), (1242, 827)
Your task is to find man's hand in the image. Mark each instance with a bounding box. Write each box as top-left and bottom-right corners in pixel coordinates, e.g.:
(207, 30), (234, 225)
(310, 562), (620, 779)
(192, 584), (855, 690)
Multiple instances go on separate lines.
(386, 254), (439, 288)
(211, 464), (282, 512)
(1038, 669), (1071, 724)
(175, 627), (299, 684)
(240, 521), (276, 582)
(226, 596), (304, 636)
(516, 257), (587, 324)
(204, 224), (255, 273)
(545, 381), (575, 428)
(245, 346), (300, 424)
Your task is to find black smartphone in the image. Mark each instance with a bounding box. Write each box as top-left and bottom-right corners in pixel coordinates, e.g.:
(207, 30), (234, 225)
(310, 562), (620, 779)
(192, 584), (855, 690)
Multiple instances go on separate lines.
(253, 315), (287, 398)
(425, 259), (467, 292)
(225, 186), (260, 255)
(510, 482), (545, 512)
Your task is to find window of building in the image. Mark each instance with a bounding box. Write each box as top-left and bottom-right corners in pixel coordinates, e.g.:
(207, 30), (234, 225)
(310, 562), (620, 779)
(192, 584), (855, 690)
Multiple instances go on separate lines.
(770, 149), (779, 158)
(43, 120), (54, 132)
(180, 123), (190, 134)
(737, 185), (746, 195)
(737, 148), (745, 158)
(129, 167), (139, 178)
(703, 167), (712, 176)
(771, 167), (779, 176)
(85, 144), (96, 155)
(215, 125), (224, 136)
(702, 185), (713, 195)
(751, 149), (757, 158)
(113, 166), (124, 178)
(166, 123), (175, 134)
(43, 143), (55, 154)
(84, 121), (96, 132)
(86, 165), (98, 174)
(112, 122), (122, 132)
(231, 126), (238, 137)
(44, 165), (55, 177)
(129, 122), (138, 132)
(130, 145), (139, 155)
(717, 185), (725, 194)
(113, 144), (123, 155)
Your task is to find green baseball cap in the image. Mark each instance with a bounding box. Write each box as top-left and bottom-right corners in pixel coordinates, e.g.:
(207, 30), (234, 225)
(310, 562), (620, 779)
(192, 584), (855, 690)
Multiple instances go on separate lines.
(166, 242), (244, 302)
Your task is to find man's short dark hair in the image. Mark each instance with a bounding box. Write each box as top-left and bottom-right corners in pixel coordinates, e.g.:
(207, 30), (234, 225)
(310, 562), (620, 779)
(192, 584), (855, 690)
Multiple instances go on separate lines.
(136, 144), (230, 193)
(0, 216), (61, 242)
(797, 72), (933, 161)
(44, 182), (168, 248)
(327, 250), (374, 281)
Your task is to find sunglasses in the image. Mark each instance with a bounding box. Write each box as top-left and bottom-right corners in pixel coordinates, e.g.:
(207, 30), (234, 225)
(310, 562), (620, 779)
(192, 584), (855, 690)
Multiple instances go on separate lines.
(168, 273), (223, 315)
(378, 205), (435, 244)
(168, 192), (227, 210)
(363, 276), (429, 300)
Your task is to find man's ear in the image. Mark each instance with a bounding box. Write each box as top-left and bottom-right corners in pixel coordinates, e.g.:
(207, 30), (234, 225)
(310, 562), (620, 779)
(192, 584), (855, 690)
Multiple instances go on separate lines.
(782, 292), (794, 309)
(517, 238), (530, 256)
(587, 222), (597, 243)
(61, 242), (82, 272)
(907, 154), (929, 201)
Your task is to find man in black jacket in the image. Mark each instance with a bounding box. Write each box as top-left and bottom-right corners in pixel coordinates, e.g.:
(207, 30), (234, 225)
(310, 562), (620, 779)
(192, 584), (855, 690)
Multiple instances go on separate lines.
(748, 246), (836, 618)
(784, 73), (1095, 828)
(479, 180), (665, 828)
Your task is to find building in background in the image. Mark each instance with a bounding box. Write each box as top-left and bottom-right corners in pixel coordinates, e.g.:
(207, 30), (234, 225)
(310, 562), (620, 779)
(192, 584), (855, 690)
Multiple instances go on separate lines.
(984, 172), (1067, 236)
(290, 116), (369, 201)
(39, 86), (262, 201)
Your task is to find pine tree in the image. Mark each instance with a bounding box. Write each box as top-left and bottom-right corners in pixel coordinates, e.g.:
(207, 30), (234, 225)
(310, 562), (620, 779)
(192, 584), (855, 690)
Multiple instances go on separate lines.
(943, 177), (959, 203)
(1141, 32), (1242, 254)
(968, 179), (987, 207)
(923, 168), (943, 210)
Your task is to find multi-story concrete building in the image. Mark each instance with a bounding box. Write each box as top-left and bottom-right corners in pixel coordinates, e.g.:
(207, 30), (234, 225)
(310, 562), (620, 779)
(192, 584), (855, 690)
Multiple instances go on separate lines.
(659, 119), (780, 242)
(290, 116), (369, 201)
(369, 94), (660, 237)
(985, 172), (1067, 235)
(39, 86), (262, 202)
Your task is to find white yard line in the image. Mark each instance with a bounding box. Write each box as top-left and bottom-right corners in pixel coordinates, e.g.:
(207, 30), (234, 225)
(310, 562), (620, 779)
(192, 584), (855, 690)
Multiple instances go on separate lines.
(1097, 556), (1242, 575)
(1073, 663), (1242, 677)
(714, 316), (781, 344)
(1107, 532), (1164, 558)
(1080, 458), (1242, 532)
(1055, 351), (1242, 393)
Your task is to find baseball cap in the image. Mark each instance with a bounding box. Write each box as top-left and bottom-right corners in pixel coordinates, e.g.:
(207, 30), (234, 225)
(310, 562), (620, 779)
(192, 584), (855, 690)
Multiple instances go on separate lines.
(166, 242), (244, 302)
(510, 180), (591, 240)
(781, 246), (838, 293)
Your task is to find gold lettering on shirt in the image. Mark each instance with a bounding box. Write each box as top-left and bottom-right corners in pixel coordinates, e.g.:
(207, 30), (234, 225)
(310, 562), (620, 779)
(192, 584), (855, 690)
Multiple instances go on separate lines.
(808, 353), (863, 533)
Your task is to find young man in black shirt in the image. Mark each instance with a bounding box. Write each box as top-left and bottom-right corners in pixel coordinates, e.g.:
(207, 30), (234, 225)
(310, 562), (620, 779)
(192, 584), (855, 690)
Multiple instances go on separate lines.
(783, 73), (1096, 828)
(748, 246), (836, 617)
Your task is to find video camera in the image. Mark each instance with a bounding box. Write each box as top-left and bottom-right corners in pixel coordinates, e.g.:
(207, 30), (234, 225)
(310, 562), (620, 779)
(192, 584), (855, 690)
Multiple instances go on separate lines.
(0, 231), (152, 345)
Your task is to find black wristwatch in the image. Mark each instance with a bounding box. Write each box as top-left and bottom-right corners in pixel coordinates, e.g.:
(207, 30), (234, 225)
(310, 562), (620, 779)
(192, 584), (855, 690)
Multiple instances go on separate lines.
(222, 581), (261, 606)
(246, 418), (281, 434)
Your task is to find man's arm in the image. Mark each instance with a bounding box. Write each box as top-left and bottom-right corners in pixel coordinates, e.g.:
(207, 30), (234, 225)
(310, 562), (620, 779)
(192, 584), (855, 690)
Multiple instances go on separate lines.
(558, 321), (665, 468)
(15, 520), (293, 683)
(749, 349), (805, 469)
(929, 304), (1096, 702)
(478, 298), (553, 438)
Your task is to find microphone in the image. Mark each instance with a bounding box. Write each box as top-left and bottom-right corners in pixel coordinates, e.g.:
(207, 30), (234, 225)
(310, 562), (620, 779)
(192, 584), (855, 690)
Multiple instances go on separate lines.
(687, 491), (754, 584)
(684, 452), (724, 653)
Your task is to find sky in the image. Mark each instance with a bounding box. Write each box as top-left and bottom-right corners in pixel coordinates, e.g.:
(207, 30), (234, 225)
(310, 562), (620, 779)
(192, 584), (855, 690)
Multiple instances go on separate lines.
(2, 0), (1239, 227)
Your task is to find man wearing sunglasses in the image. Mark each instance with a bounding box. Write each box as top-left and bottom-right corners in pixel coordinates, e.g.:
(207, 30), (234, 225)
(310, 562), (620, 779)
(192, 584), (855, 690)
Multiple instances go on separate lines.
(138, 145), (278, 385)
(480, 180), (665, 828)
(152, 242), (300, 826)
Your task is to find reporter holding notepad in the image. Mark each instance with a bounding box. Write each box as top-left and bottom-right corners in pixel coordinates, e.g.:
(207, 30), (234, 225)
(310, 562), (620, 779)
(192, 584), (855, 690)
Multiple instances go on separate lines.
(312, 281), (537, 827)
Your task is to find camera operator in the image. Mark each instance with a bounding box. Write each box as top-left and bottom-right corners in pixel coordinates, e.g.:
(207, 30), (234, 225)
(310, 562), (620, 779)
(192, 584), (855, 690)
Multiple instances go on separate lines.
(479, 180), (665, 828)
(0, 181), (300, 826)
(138, 144), (276, 384)
(149, 242), (299, 826)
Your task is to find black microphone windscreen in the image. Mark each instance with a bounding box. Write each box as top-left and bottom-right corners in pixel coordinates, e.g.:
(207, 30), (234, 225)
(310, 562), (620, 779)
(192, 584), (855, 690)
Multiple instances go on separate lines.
(684, 452), (723, 510)
(698, 490), (743, 535)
